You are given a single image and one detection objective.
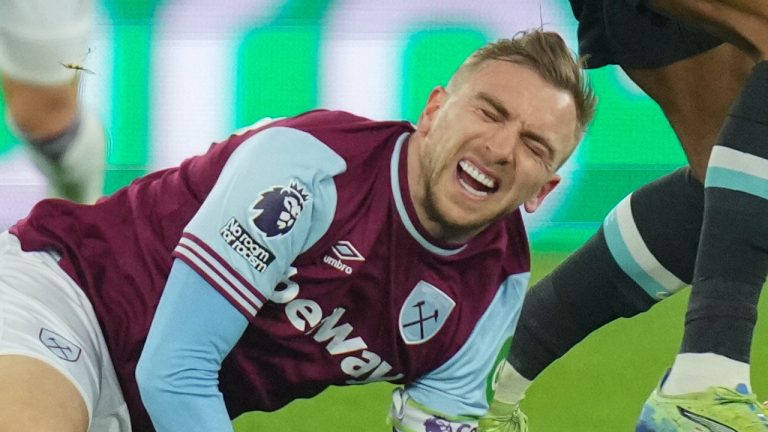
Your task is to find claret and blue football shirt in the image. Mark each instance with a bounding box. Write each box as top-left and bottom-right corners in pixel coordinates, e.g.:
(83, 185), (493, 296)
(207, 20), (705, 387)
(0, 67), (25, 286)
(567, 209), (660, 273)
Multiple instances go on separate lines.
(12, 110), (531, 431)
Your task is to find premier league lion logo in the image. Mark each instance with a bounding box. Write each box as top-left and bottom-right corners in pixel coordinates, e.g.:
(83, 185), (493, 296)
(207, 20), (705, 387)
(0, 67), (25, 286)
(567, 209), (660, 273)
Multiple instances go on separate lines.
(251, 180), (311, 237)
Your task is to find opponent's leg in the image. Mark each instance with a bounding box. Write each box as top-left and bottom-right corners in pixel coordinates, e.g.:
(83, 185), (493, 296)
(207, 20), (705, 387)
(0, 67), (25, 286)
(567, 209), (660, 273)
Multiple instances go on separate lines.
(625, 43), (753, 179)
(671, 60), (768, 388)
(630, 0), (768, 390)
(634, 61), (768, 432)
(632, 0), (768, 396)
(0, 355), (89, 432)
(500, 168), (703, 404)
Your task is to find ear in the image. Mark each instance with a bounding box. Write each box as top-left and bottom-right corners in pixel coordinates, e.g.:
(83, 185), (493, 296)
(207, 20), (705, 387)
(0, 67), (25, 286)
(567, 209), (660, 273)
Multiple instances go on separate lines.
(524, 174), (561, 213)
(417, 86), (448, 135)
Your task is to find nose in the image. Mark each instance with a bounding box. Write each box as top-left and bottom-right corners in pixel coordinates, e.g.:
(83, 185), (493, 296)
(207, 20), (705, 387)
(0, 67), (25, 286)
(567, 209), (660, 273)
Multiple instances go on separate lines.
(484, 124), (520, 166)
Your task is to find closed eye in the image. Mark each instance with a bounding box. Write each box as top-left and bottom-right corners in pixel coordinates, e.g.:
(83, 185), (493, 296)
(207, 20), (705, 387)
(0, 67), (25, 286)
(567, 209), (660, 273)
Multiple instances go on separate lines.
(480, 108), (500, 122)
(525, 139), (544, 156)
(523, 135), (554, 166)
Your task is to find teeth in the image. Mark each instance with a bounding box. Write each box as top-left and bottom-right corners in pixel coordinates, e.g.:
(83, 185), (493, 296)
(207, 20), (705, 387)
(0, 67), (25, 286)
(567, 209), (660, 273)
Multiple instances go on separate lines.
(459, 160), (496, 188)
(458, 178), (489, 197)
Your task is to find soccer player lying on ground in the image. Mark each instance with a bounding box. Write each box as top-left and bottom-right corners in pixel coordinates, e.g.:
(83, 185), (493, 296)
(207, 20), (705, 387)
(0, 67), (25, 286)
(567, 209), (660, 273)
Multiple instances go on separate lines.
(0, 30), (596, 432)
(480, 1), (768, 431)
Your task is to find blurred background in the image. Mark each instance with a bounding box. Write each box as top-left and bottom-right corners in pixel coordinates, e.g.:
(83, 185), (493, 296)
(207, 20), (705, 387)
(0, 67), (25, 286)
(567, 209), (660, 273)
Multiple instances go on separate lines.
(1, 0), (765, 430)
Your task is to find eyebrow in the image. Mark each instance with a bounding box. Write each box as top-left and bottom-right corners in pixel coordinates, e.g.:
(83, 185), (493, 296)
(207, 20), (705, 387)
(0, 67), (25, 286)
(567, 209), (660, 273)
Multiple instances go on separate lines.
(476, 91), (556, 164)
(476, 92), (511, 121)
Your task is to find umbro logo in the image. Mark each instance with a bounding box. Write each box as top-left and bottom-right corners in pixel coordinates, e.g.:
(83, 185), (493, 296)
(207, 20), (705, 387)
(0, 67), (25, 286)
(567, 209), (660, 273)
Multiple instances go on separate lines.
(323, 240), (365, 274)
(331, 240), (365, 261)
(679, 407), (737, 432)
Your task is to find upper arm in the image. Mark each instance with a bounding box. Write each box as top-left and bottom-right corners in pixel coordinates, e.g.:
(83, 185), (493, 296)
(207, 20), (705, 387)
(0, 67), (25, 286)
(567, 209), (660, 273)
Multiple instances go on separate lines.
(173, 126), (346, 320)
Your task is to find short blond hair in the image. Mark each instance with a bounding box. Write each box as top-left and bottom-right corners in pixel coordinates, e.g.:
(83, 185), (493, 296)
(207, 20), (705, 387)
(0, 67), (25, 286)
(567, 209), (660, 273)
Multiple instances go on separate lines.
(450, 30), (596, 137)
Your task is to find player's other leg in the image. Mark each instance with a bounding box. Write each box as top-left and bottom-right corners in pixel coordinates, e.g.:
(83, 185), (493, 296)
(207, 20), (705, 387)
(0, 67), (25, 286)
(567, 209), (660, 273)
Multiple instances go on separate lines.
(0, 355), (89, 432)
(0, 0), (105, 203)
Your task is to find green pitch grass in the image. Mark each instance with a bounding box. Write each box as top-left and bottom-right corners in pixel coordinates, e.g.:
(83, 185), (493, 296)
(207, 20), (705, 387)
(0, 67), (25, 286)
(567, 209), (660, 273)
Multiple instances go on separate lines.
(234, 252), (768, 431)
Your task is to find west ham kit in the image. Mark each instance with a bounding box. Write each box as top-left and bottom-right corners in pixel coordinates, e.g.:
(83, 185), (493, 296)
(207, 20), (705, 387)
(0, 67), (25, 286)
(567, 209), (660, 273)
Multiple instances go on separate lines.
(9, 110), (532, 431)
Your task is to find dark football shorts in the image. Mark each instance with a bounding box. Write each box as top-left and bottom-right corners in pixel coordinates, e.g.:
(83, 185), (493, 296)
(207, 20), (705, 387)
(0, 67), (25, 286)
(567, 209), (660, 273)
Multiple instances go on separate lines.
(570, 0), (724, 69)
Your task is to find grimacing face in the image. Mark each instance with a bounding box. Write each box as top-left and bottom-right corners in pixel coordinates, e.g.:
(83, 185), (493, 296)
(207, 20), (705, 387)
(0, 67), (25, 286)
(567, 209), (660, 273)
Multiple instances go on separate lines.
(407, 59), (579, 243)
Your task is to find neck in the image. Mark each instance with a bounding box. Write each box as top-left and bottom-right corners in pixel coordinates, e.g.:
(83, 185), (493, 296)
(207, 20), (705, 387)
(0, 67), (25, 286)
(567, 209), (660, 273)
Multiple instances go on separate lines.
(406, 134), (478, 244)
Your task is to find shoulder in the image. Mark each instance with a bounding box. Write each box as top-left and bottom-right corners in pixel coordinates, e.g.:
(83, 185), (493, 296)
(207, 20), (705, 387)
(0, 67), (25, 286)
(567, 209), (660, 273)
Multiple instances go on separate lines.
(276, 110), (414, 161)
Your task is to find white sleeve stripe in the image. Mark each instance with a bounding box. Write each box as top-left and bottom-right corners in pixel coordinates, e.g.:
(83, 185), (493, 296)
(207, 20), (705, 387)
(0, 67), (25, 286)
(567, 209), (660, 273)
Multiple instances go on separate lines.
(180, 233), (265, 301)
(178, 235), (268, 305)
(173, 250), (258, 319)
(175, 240), (265, 310)
(614, 195), (687, 292)
(710, 146), (768, 180)
(175, 241), (263, 310)
(174, 245), (260, 317)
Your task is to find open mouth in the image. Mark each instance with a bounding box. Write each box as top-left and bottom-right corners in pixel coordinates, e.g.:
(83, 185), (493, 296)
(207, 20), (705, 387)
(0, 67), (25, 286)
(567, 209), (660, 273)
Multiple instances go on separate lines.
(457, 159), (498, 197)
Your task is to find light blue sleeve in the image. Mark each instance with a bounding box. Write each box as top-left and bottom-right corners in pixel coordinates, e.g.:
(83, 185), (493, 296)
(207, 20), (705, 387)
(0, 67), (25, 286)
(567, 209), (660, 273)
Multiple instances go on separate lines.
(173, 126), (345, 319)
(401, 273), (530, 421)
(136, 259), (248, 432)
